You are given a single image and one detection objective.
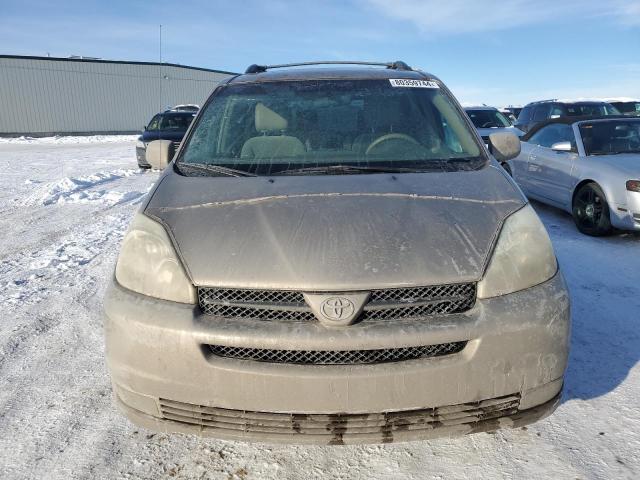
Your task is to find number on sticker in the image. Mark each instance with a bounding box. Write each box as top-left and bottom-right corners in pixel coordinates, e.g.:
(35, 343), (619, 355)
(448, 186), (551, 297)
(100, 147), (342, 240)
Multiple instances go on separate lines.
(389, 79), (439, 88)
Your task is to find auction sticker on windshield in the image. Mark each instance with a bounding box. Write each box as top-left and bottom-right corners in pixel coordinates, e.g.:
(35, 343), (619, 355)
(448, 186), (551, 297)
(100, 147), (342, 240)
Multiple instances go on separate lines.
(389, 79), (439, 88)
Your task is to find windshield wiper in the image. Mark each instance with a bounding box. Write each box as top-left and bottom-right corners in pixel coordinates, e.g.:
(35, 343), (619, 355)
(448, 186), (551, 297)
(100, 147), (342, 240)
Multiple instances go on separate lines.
(178, 162), (257, 177)
(274, 165), (429, 176)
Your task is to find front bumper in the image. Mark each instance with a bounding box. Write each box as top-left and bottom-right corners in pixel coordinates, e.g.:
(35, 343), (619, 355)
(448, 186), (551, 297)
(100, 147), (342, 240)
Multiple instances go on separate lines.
(104, 272), (570, 444)
(608, 189), (640, 231)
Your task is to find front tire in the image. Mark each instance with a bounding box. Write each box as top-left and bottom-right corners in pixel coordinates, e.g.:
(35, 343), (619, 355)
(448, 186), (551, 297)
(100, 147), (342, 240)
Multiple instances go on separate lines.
(572, 182), (613, 236)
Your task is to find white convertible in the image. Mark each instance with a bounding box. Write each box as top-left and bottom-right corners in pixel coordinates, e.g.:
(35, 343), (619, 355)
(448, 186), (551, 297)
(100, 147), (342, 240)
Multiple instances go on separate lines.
(508, 116), (640, 235)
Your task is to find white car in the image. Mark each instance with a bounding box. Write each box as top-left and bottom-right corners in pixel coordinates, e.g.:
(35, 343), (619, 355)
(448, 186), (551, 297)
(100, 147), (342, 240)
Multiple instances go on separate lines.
(507, 116), (640, 235)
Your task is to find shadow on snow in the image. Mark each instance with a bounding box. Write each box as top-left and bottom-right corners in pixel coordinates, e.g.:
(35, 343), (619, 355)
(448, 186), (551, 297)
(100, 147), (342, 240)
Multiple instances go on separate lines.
(531, 200), (640, 402)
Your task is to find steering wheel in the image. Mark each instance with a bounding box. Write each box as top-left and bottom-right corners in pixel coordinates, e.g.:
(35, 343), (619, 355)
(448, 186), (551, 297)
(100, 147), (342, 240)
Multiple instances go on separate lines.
(481, 122), (497, 128)
(365, 133), (419, 155)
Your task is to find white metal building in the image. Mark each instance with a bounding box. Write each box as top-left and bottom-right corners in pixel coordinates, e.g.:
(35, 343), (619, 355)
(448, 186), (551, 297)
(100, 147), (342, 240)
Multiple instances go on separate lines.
(0, 55), (236, 136)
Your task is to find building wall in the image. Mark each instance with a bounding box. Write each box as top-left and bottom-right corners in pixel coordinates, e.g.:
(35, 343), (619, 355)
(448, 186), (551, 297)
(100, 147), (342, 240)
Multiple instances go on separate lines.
(0, 56), (235, 136)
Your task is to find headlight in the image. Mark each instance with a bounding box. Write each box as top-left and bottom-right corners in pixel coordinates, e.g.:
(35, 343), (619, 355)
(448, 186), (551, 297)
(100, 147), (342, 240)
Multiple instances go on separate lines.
(115, 213), (196, 304)
(626, 180), (640, 192)
(136, 140), (146, 149)
(477, 204), (557, 299)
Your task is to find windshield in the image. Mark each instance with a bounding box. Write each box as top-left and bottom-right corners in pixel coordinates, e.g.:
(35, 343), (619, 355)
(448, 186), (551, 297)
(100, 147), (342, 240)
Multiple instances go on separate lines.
(160, 113), (195, 130)
(179, 79), (483, 176)
(465, 109), (512, 128)
(566, 103), (620, 116)
(579, 120), (640, 155)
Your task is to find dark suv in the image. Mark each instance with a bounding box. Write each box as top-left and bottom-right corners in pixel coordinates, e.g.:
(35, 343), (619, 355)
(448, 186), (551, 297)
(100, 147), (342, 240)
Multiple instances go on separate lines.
(515, 100), (619, 133)
(136, 110), (197, 168)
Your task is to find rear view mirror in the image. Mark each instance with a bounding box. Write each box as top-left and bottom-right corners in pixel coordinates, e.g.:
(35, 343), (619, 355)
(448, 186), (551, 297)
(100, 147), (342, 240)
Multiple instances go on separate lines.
(488, 132), (521, 161)
(145, 140), (174, 170)
(551, 141), (572, 152)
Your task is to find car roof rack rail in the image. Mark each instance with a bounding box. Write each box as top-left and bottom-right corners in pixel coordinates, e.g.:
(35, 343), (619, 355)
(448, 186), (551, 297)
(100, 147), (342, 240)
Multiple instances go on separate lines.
(244, 60), (412, 74)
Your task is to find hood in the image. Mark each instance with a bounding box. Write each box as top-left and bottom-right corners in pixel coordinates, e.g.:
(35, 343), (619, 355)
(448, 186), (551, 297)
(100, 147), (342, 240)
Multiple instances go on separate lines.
(145, 165), (525, 290)
(588, 153), (640, 176)
(477, 126), (524, 138)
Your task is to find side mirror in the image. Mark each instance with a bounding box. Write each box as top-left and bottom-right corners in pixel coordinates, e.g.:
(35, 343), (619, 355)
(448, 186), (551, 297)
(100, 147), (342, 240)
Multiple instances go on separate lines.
(143, 125), (147, 131)
(488, 132), (521, 161)
(145, 140), (174, 170)
(551, 141), (572, 152)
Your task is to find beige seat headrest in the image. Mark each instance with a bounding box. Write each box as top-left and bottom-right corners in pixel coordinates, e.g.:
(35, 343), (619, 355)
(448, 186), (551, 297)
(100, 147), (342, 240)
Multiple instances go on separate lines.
(255, 103), (288, 132)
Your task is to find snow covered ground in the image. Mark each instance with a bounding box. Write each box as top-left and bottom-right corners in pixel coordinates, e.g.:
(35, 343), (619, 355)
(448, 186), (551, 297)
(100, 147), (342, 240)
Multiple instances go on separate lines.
(0, 137), (639, 480)
(0, 134), (139, 145)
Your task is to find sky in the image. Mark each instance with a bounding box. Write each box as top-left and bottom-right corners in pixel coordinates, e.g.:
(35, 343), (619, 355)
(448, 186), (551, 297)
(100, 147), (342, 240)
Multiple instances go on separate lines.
(1, 0), (639, 106)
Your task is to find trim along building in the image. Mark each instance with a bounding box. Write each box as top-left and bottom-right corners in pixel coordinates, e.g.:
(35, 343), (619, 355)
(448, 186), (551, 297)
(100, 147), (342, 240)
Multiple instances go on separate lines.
(0, 55), (236, 136)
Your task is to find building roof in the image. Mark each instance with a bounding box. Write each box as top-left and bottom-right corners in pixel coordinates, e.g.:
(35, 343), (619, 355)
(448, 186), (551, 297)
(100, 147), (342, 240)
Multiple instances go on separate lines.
(0, 54), (238, 75)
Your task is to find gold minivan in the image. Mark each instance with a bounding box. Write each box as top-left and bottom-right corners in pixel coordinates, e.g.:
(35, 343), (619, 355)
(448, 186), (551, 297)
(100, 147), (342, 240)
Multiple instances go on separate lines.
(104, 61), (570, 444)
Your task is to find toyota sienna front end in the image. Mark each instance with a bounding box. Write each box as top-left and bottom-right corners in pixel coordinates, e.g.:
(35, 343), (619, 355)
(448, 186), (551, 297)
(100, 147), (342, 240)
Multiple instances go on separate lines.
(104, 61), (570, 444)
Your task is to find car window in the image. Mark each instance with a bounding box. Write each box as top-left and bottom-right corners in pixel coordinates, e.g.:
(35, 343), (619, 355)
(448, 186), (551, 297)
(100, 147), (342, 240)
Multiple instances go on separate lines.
(549, 104), (564, 117)
(160, 114), (195, 130)
(580, 120), (640, 155)
(532, 105), (550, 122)
(528, 124), (575, 148)
(528, 126), (551, 146)
(565, 103), (620, 116)
(610, 102), (640, 115)
(147, 115), (161, 131)
(517, 106), (531, 123)
(465, 109), (512, 128)
(180, 79), (483, 176)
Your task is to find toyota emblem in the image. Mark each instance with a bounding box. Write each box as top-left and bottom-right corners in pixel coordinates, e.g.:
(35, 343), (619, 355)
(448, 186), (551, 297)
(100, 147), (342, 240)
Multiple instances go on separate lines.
(320, 297), (355, 321)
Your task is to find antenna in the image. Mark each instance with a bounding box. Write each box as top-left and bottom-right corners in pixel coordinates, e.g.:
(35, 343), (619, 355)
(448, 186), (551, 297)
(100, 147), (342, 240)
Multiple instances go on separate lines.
(159, 24), (162, 112)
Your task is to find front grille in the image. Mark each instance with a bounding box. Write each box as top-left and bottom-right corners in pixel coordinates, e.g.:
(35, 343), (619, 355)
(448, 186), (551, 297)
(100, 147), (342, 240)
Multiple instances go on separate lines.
(158, 393), (520, 443)
(203, 305), (316, 322)
(368, 283), (473, 304)
(362, 300), (472, 321)
(202, 288), (304, 305)
(198, 283), (476, 323)
(207, 341), (466, 365)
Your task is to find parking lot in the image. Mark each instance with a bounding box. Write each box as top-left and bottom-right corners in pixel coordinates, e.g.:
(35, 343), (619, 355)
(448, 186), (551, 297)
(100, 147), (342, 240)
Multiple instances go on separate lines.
(0, 137), (639, 479)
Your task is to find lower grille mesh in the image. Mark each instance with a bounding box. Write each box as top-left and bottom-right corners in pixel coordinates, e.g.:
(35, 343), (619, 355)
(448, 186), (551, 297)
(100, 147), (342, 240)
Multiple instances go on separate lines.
(158, 393), (521, 443)
(207, 341), (466, 365)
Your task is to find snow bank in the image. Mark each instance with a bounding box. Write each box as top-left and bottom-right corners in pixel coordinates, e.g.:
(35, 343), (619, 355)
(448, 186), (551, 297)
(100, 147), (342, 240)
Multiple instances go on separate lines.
(27, 169), (144, 206)
(0, 134), (138, 145)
